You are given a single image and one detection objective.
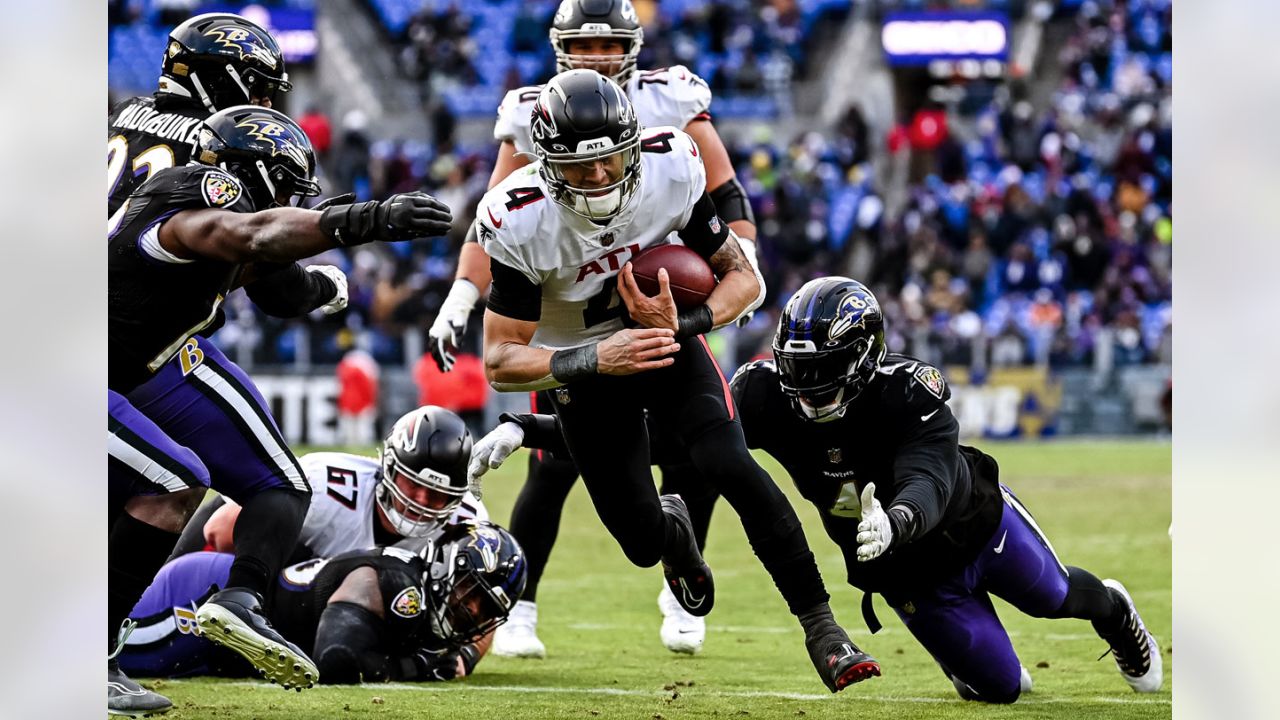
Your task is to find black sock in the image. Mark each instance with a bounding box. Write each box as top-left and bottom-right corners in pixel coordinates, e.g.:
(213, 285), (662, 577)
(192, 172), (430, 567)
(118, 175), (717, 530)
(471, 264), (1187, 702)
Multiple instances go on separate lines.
(108, 513), (181, 651)
(1048, 566), (1126, 632)
(225, 487), (308, 596)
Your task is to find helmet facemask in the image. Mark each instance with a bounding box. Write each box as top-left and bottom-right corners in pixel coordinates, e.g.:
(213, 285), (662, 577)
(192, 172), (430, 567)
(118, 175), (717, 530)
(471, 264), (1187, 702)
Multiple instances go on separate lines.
(539, 137), (641, 222)
(551, 28), (644, 85)
(775, 331), (886, 422)
(376, 449), (467, 538)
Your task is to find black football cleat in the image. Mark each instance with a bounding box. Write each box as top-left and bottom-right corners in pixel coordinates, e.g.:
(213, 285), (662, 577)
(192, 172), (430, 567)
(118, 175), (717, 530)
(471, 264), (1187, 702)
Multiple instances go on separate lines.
(805, 623), (881, 692)
(195, 587), (319, 690)
(659, 494), (715, 617)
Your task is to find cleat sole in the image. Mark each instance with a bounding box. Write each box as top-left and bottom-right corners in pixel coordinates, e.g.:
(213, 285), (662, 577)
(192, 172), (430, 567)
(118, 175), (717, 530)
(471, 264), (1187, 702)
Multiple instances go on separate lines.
(834, 661), (882, 691)
(195, 603), (319, 690)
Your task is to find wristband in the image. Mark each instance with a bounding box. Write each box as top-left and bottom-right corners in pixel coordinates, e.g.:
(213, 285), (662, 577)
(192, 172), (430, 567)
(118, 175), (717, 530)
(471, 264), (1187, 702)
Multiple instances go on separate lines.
(676, 304), (714, 339)
(550, 344), (598, 384)
(320, 201), (379, 246)
(887, 505), (917, 547)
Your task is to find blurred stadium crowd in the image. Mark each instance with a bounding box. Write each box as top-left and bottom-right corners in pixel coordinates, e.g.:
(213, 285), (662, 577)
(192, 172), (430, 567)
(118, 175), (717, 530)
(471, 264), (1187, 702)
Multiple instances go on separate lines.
(109, 0), (1171, 378)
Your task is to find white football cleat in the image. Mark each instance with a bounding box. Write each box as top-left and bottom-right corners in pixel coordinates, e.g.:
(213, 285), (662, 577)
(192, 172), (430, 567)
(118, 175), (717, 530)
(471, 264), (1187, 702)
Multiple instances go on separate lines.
(492, 600), (546, 658)
(1100, 579), (1163, 693)
(658, 584), (705, 655)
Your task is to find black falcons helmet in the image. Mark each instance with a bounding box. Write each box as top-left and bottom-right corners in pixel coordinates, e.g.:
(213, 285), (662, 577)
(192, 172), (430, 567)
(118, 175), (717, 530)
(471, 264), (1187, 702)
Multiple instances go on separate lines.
(196, 105), (320, 209)
(549, 0), (644, 85)
(531, 69), (642, 222)
(773, 277), (887, 422)
(423, 521), (527, 644)
(376, 406), (473, 538)
(160, 13), (291, 111)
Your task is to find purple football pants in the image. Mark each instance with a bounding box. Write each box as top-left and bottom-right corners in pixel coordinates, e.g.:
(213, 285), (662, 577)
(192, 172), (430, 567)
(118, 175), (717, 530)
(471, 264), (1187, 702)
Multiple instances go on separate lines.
(884, 485), (1069, 701)
(108, 389), (209, 511)
(126, 336), (308, 503)
(118, 551), (234, 677)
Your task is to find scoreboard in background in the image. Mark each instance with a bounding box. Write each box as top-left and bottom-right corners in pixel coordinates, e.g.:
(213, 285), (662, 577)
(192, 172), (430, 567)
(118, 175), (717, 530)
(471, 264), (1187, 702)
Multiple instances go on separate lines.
(882, 11), (1009, 79)
(200, 3), (318, 64)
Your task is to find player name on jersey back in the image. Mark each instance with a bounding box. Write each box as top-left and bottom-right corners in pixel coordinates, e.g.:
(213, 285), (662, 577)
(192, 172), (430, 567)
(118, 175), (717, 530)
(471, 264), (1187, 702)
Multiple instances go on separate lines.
(110, 102), (204, 146)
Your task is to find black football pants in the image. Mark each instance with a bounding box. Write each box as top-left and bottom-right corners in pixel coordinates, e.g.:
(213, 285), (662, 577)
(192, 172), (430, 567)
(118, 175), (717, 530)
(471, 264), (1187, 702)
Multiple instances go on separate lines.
(508, 392), (720, 602)
(549, 336), (830, 615)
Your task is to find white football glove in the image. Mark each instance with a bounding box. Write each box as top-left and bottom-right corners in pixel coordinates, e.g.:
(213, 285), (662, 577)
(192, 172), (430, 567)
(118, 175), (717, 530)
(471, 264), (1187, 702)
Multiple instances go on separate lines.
(855, 482), (893, 562)
(306, 264), (349, 315)
(468, 421), (525, 489)
(429, 279), (481, 372)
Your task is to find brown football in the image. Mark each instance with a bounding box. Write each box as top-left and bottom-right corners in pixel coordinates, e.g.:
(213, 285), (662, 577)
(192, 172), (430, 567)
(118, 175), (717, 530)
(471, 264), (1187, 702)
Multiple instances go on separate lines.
(629, 244), (717, 309)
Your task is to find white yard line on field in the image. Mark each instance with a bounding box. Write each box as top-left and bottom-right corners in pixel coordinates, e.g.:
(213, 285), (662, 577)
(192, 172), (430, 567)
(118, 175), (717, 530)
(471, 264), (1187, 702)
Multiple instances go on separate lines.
(566, 622), (1105, 642)
(210, 680), (1170, 705)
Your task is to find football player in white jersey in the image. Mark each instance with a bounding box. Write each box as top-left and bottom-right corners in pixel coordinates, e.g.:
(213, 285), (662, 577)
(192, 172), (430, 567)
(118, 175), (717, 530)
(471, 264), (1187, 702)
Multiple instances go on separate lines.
(436, 0), (758, 658)
(172, 406), (486, 561)
(476, 69), (879, 694)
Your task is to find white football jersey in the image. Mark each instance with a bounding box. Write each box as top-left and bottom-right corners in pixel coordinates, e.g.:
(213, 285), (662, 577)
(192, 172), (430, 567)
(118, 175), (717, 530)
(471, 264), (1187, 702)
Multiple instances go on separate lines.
(477, 126), (708, 350)
(493, 65), (712, 157)
(297, 451), (486, 558)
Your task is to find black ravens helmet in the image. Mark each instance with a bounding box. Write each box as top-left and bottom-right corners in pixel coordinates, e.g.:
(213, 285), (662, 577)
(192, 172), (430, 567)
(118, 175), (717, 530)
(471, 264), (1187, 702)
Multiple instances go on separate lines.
(549, 0), (645, 85)
(773, 277), (887, 422)
(160, 13), (291, 111)
(377, 406), (474, 538)
(195, 105), (321, 209)
(423, 521), (527, 644)
(531, 69), (642, 221)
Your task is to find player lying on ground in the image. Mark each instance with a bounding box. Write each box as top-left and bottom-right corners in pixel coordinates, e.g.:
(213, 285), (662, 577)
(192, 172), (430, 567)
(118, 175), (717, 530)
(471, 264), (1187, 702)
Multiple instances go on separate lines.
(119, 521), (526, 684)
(169, 405), (485, 563)
(109, 97), (453, 697)
(433, 0), (762, 659)
(476, 68), (877, 692)
(472, 277), (1163, 702)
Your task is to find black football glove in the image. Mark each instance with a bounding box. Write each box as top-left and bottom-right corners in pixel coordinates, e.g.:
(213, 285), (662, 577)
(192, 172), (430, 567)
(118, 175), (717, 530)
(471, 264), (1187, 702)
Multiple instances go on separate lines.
(321, 191), (453, 246)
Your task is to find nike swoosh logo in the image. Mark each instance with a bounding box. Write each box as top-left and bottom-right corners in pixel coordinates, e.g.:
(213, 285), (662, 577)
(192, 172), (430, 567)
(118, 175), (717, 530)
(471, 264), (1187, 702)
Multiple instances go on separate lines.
(920, 409), (939, 422)
(677, 578), (705, 609)
(487, 207), (503, 229)
(993, 530), (1008, 554)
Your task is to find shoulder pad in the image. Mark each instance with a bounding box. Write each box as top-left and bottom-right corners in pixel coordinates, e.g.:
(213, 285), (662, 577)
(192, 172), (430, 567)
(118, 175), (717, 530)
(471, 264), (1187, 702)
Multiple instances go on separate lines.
(135, 165), (248, 211)
(632, 66), (712, 127)
(729, 358), (777, 407)
(640, 127), (706, 208)
(877, 356), (950, 405)
(494, 85), (542, 142)
(474, 180), (544, 281)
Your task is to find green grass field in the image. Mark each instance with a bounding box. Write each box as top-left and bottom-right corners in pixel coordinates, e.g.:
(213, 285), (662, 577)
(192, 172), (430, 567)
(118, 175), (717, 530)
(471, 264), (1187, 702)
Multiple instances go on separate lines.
(154, 440), (1171, 719)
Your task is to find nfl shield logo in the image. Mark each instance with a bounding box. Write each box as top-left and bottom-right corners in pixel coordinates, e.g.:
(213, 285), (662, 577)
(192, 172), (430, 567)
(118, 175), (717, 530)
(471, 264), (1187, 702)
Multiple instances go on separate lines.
(708, 215), (722, 234)
(828, 447), (842, 464)
(555, 387), (571, 405)
(599, 231), (615, 247)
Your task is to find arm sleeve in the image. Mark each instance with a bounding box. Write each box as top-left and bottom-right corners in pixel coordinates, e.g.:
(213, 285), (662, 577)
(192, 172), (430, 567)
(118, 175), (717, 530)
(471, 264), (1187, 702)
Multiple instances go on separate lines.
(676, 191), (729, 260)
(889, 403), (961, 545)
(244, 262), (338, 318)
(486, 258), (542, 322)
(499, 412), (568, 456)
